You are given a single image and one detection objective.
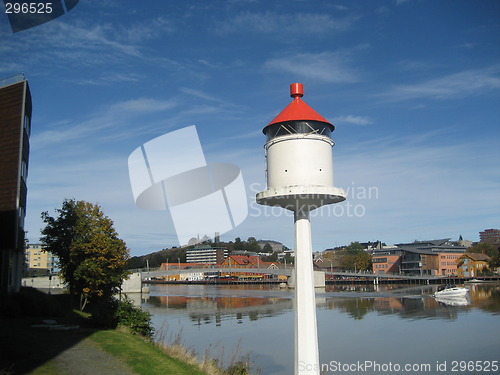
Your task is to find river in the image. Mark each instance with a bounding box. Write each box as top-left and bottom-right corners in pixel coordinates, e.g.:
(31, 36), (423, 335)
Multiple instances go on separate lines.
(140, 283), (500, 374)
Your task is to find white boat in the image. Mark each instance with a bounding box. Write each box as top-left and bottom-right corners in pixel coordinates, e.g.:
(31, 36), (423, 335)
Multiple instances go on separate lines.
(434, 285), (468, 297)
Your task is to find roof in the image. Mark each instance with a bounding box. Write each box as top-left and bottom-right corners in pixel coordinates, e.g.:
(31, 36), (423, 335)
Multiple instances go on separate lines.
(264, 83), (332, 129)
(460, 253), (491, 262)
(395, 239), (451, 247)
(223, 255), (281, 268)
(313, 259), (341, 269)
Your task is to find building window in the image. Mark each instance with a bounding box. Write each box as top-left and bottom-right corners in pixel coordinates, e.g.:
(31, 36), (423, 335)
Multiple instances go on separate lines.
(24, 113), (31, 136)
(21, 159), (28, 181)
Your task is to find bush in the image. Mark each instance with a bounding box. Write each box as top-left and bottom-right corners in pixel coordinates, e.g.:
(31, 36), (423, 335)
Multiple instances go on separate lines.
(115, 297), (154, 338)
(88, 298), (119, 328)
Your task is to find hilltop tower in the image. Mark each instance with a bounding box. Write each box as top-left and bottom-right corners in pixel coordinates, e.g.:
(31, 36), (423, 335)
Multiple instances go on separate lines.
(257, 83), (346, 374)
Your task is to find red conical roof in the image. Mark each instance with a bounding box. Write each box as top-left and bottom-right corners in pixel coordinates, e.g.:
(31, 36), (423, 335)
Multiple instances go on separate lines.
(265, 83), (332, 129)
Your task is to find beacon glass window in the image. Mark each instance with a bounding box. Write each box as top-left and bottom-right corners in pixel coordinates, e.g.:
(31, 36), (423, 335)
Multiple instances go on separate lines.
(264, 120), (333, 140)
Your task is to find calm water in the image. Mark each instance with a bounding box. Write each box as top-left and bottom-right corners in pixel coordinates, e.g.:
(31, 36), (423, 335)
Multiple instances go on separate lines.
(140, 283), (500, 374)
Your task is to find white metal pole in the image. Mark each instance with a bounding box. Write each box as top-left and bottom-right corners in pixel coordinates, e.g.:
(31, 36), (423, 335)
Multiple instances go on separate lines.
(294, 208), (320, 375)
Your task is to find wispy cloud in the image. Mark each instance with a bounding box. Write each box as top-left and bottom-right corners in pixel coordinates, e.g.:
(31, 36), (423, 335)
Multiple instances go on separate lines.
(31, 97), (179, 150)
(334, 115), (373, 126)
(0, 15), (180, 78)
(69, 73), (142, 86)
(110, 98), (178, 113)
(264, 51), (360, 83)
(380, 67), (500, 101)
(180, 87), (229, 104)
(214, 11), (354, 35)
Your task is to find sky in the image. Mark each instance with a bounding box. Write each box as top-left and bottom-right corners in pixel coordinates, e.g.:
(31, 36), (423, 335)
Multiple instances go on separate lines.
(1, 0), (499, 257)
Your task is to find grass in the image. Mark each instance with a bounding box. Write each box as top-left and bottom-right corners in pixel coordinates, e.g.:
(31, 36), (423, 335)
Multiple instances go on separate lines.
(89, 329), (207, 375)
(1, 288), (253, 375)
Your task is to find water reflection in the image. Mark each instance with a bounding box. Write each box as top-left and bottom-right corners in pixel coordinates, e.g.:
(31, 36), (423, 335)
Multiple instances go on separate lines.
(141, 283), (500, 375)
(142, 283), (500, 325)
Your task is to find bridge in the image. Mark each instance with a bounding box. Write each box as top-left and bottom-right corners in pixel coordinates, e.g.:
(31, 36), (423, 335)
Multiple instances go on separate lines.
(137, 267), (442, 282)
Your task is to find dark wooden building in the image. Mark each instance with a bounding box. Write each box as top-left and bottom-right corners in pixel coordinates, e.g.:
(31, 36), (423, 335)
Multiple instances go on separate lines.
(0, 74), (32, 294)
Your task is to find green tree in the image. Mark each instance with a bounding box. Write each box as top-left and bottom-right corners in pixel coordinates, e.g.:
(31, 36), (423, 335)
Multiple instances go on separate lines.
(467, 242), (498, 258)
(261, 252), (278, 262)
(234, 237), (244, 250)
(345, 241), (364, 254)
(246, 237), (261, 252)
(262, 243), (273, 253)
(41, 199), (130, 310)
(338, 242), (372, 272)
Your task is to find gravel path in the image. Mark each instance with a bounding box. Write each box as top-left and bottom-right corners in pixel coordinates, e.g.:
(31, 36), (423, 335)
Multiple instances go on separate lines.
(46, 335), (138, 375)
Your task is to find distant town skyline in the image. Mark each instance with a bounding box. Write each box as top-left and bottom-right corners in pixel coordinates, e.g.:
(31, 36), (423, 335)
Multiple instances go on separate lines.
(2, 1), (499, 256)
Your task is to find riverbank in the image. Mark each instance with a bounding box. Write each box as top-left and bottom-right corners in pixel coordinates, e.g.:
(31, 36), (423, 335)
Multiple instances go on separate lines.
(0, 315), (212, 375)
(0, 288), (222, 375)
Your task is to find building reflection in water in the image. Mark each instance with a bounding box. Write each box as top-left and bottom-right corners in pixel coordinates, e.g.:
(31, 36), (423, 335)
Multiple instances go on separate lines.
(142, 283), (500, 325)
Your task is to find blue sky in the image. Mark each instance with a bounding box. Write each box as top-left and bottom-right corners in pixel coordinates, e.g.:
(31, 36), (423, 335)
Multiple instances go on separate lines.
(1, 0), (499, 256)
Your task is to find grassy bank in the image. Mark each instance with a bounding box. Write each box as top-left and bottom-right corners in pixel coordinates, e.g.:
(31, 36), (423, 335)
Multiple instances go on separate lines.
(0, 317), (209, 375)
(0, 288), (251, 375)
(90, 329), (208, 375)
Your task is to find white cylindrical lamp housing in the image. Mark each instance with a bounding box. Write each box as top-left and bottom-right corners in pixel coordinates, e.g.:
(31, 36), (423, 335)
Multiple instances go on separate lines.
(265, 130), (334, 189)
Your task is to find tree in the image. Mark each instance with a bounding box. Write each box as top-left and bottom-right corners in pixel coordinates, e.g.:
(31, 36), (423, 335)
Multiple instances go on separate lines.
(245, 237), (261, 252)
(338, 242), (372, 272)
(344, 242), (364, 254)
(467, 242), (498, 258)
(234, 237), (244, 250)
(262, 243), (273, 253)
(41, 199), (130, 309)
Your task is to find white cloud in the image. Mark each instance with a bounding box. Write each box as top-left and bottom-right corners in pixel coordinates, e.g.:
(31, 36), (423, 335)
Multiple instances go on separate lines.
(31, 97), (178, 151)
(381, 67), (500, 101)
(334, 115), (373, 126)
(110, 98), (178, 113)
(214, 11), (354, 35)
(264, 51), (359, 83)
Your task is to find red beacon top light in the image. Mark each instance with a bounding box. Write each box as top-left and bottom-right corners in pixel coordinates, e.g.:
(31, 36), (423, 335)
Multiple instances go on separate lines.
(262, 83), (335, 136)
(265, 83), (333, 130)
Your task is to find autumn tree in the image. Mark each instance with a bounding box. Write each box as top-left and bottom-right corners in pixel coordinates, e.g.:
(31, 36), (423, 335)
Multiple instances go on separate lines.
(338, 242), (372, 272)
(41, 199), (130, 309)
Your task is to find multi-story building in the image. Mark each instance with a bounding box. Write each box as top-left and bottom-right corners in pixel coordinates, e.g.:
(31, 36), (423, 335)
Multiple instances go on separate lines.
(186, 245), (228, 264)
(479, 229), (500, 245)
(456, 253), (490, 278)
(372, 247), (403, 275)
(372, 239), (467, 276)
(0, 74), (32, 294)
(397, 239), (466, 276)
(25, 243), (59, 274)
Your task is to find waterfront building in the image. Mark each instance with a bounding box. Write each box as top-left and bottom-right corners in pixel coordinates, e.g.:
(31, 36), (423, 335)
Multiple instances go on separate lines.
(219, 255), (280, 269)
(25, 243), (59, 274)
(372, 239), (467, 276)
(372, 247), (403, 275)
(313, 258), (341, 279)
(360, 240), (385, 252)
(0, 73), (32, 294)
(456, 253), (491, 278)
(396, 239), (467, 276)
(185, 245), (227, 264)
(219, 255), (282, 279)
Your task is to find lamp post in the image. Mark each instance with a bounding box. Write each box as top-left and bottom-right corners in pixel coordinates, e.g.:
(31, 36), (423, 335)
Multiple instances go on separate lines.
(257, 83), (345, 374)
